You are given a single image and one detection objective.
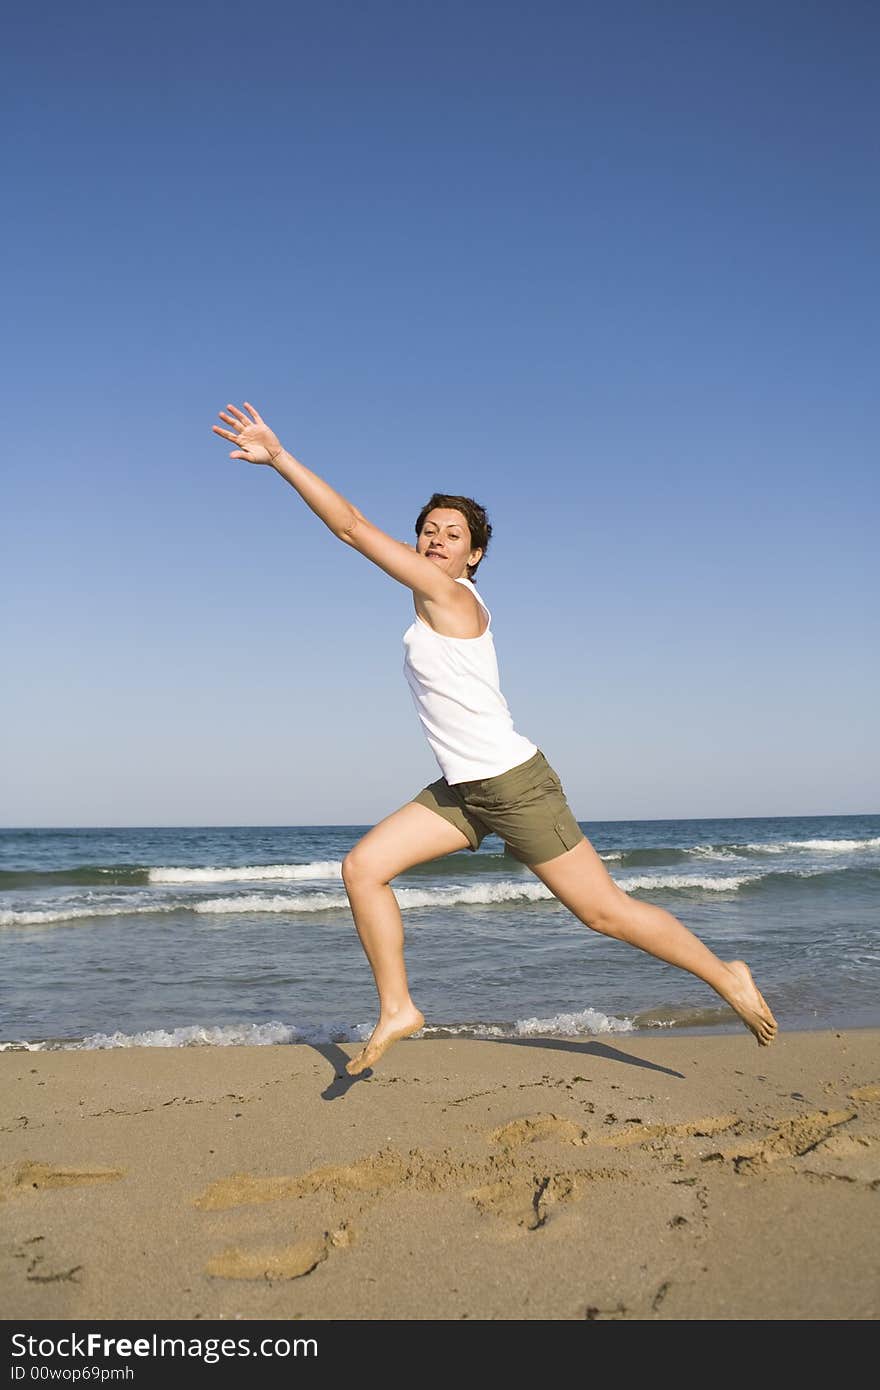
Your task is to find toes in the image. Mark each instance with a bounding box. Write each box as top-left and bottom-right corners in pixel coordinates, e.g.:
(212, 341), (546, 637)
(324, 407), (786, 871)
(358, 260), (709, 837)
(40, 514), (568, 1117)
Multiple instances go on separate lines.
(347, 1045), (378, 1075)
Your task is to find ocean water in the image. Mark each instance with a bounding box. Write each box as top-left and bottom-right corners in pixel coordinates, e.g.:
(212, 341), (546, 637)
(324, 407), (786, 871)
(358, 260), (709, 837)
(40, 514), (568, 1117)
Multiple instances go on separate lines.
(1, 814), (878, 1049)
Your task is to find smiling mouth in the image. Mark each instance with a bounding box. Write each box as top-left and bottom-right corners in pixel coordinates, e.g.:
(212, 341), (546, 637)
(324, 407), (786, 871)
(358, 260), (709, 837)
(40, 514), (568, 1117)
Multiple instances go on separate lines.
(428, 551), (447, 558)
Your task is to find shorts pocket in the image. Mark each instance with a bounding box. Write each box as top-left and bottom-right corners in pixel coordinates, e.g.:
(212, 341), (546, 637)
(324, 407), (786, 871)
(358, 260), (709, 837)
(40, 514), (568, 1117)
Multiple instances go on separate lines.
(467, 780), (519, 813)
(464, 787), (503, 815)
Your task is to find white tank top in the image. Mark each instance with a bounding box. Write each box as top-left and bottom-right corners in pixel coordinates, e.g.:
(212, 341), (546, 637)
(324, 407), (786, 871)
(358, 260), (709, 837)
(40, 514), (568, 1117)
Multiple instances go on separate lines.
(402, 576), (538, 784)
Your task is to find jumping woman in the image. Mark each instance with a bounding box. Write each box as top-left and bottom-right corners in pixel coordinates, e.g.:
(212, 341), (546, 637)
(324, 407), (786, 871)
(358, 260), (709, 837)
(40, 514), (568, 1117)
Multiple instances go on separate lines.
(213, 401), (778, 1075)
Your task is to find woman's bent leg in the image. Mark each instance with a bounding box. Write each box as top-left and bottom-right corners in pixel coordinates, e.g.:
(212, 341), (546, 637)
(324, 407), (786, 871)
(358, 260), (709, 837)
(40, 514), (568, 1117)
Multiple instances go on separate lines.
(341, 801), (473, 1073)
(528, 837), (777, 1045)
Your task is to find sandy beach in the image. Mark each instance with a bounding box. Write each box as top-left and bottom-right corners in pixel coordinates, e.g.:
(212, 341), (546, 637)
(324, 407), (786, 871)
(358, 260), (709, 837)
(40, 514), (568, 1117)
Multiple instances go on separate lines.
(1, 1029), (878, 1321)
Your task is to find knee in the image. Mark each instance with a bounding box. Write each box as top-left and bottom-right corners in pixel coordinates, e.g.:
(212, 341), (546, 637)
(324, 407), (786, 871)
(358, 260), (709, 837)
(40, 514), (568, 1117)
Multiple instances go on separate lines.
(341, 849), (361, 888)
(341, 848), (382, 890)
(585, 891), (631, 939)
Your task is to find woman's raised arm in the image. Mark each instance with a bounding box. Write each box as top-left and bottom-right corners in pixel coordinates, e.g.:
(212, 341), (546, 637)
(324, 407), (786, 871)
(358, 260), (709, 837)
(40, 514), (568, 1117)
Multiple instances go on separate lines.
(212, 400), (456, 600)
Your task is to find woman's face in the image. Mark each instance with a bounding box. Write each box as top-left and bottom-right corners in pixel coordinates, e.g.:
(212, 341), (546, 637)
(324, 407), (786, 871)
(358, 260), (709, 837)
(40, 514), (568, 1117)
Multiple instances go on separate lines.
(417, 509), (482, 581)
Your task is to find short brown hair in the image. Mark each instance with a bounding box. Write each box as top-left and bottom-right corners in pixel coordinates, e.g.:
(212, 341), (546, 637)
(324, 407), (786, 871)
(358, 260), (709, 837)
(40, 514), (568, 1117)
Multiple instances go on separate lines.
(414, 494), (492, 582)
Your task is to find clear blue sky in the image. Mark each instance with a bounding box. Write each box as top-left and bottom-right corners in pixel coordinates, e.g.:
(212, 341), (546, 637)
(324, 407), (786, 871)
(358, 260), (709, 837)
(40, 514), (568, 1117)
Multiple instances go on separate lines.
(3, 0), (877, 827)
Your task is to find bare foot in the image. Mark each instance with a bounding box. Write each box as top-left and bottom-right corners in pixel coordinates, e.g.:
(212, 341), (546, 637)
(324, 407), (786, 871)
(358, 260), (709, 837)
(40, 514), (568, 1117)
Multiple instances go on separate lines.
(718, 960), (778, 1046)
(345, 1005), (425, 1076)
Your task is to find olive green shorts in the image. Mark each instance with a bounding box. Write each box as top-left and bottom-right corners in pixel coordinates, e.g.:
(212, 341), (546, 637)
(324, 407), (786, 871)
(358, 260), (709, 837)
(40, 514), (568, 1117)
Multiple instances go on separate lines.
(411, 748), (585, 865)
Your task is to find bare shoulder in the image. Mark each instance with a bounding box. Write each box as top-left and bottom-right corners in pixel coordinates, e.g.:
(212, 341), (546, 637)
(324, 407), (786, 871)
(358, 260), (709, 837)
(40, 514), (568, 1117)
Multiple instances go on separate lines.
(415, 586), (489, 639)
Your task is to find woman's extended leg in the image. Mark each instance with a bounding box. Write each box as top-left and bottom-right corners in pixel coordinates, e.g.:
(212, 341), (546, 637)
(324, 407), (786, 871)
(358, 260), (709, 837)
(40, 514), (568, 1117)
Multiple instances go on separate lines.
(341, 802), (473, 1074)
(528, 837), (778, 1045)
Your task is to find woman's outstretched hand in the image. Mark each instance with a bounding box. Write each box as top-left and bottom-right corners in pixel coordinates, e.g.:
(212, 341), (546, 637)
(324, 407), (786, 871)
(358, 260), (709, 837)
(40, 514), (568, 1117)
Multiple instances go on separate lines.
(212, 401), (283, 465)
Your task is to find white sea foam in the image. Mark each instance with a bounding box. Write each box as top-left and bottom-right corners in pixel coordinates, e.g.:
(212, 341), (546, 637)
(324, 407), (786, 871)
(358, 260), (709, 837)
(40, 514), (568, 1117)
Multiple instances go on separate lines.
(0, 879), (553, 927)
(399, 881), (553, 907)
(191, 892), (351, 915)
(619, 872), (762, 892)
(798, 837), (880, 851)
(689, 844), (738, 860)
(0, 902), (178, 927)
(24, 1020), (373, 1050)
(422, 1007), (634, 1037)
(192, 881), (555, 915)
(422, 1022), (507, 1038)
(742, 838), (880, 854)
(6, 1009), (637, 1050)
(512, 1007), (635, 1036)
(4, 856), (862, 930)
(74, 1022), (303, 1049)
(149, 861), (342, 884)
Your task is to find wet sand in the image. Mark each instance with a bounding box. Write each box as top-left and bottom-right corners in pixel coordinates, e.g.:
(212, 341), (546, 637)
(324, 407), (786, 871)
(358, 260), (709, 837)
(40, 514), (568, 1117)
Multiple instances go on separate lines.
(1, 1029), (878, 1320)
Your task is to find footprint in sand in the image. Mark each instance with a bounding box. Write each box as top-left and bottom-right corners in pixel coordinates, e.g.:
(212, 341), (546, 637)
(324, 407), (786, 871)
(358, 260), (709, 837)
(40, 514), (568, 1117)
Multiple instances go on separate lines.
(487, 1111), (741, 1152)
(489, 1115), (589, 1149)
(204, 1225), (353, 1282)
(194, 1139), (599, 1262)
(469, 1172), (582, 1233)
(193, 1153), (407, 1210)
(725, 1109), (857, 1172)
(848, 1084), (880, 1104)
(194, 1149), (468, 1281)
(0, 1160), (125, 1199)
(593, 1114), (740, 1150)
